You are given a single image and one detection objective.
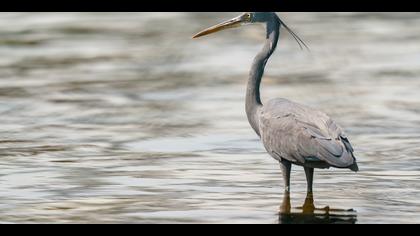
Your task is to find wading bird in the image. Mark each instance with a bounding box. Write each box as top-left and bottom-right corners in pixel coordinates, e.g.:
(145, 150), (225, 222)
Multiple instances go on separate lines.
(193, 12), (358, 194)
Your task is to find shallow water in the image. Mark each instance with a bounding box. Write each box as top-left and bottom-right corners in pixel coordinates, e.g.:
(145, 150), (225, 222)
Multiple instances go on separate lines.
(1, 12), (420, 223)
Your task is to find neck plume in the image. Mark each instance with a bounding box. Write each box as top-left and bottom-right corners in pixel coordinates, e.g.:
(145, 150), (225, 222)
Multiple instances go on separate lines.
(245, 17), (280, 136)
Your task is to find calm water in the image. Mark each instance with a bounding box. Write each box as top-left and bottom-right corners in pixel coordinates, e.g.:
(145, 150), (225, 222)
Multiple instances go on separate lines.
(1, 12), (420, 224)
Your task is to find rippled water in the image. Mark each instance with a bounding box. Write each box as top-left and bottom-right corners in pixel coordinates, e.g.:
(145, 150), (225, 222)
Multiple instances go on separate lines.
(1, 12), (420, 223)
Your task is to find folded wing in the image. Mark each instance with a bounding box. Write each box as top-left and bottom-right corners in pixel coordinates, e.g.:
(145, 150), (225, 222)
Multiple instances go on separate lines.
(259, 99), (356, 168)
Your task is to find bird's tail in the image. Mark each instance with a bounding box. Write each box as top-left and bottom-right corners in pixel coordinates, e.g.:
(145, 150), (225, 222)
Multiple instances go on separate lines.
(349, 161), (359, 172)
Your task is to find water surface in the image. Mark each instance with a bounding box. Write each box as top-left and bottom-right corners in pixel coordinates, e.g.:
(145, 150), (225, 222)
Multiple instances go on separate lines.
(1, 12), (420, 223)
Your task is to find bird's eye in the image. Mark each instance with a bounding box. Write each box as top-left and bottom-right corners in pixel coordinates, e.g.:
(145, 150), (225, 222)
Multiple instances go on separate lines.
(245, 13), (251, 21)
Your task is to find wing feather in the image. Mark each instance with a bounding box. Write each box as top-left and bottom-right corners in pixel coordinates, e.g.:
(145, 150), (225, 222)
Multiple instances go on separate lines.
(259, 99), (356, 168)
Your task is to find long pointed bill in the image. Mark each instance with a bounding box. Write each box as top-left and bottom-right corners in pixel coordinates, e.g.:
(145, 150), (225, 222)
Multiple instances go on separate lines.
(192, 15), (247, 39)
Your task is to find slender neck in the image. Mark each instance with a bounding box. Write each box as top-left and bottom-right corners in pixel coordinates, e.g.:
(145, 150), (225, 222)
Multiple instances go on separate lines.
(246, 17), (280, 136)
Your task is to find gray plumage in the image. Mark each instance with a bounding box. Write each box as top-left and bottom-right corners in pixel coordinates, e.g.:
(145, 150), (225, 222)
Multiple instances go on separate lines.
(193, 12), (358, 194)
(259, 98), (357, 169)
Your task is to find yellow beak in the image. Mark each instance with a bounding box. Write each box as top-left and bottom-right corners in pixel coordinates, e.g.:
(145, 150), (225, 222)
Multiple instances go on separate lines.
(192, 14), (248, 39)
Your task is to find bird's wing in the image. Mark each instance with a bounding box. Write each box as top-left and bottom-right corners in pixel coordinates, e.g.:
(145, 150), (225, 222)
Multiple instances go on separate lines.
(259, 100), (355, 168)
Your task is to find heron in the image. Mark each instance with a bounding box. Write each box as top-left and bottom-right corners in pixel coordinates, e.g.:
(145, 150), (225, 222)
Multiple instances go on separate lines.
(192, 12), (358, 194)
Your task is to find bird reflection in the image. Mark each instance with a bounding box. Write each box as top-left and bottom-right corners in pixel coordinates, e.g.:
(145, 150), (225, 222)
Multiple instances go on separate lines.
(278, 192), (357, 224)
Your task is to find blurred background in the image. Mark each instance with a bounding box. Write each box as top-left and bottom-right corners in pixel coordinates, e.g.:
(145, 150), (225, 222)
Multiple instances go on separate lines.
(0, 12), (420, 223)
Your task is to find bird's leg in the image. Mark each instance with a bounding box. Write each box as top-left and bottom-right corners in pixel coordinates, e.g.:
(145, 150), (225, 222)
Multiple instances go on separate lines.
(279, 159), (292, 193)
(302, 191), (315, 214)
(304, 167), (314, 194)
(279, 190), (291, 214)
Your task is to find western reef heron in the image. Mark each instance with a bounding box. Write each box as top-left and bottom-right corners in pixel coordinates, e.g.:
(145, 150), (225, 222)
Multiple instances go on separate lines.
(192, 12), (358, 195)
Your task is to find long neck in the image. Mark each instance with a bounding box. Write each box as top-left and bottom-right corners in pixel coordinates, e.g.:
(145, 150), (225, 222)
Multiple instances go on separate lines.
(246, 17), (280, 136)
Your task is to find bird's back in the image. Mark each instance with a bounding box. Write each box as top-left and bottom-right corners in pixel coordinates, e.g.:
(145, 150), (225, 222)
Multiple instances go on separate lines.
(258, 98), (358, 171)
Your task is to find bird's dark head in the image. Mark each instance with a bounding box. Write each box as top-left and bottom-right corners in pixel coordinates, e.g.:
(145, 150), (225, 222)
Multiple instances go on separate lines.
(192, 12), (276, 38)
(192, 12), (309, 50)
(248, 12), (279, 23)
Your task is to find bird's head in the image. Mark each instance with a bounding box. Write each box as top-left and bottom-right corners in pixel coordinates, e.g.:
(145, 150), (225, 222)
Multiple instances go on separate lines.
(192, 12), (308, 50)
